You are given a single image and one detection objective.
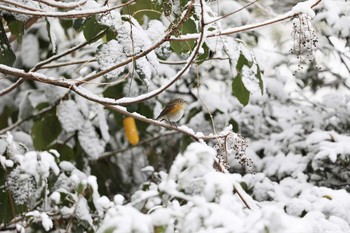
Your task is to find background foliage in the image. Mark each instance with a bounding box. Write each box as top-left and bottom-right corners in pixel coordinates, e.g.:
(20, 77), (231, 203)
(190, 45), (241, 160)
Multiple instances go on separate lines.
(1, 0), (350, 232)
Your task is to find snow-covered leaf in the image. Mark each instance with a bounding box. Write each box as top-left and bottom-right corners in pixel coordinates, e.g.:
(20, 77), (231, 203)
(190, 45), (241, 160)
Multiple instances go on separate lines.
(78, 121), (105, 160)
(57, 100), (84, 132)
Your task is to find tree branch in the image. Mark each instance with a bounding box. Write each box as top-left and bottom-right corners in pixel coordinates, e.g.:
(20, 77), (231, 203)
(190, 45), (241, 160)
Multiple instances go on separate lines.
(78, 0), (195, 84)
(168, 0), (322, 41)
(34, 0), (87, 10)
(0, 0), (135, 18)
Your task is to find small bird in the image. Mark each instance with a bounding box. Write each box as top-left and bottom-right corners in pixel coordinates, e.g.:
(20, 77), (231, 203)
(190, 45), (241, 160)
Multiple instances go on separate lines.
(156, 98), (187, 124)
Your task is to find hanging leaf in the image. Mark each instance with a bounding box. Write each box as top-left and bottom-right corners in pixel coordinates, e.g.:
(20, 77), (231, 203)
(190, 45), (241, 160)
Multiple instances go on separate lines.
(0, 19), (16, 66)
(32, 111), (62, 150)
(231, 51), (264, 106)
(123, 117), (139, 145)
(232, 72), (250, 106)
(83, 16), (107, 41)
(196, 43), (210, 64)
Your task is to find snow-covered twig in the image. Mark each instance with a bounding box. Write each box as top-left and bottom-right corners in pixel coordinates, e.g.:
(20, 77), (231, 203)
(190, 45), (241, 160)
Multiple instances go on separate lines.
(0, 78), (24, 97)
(79, 0), (195, 84)
(0, 0), (135, 18)
(205, 0), (260, 25)
(34, 0), (87, 9)
(38, 58), (97, 70)
(33, 29), (107, 71)
(2, 0), (44, 12)
(168, 0), (322, 41)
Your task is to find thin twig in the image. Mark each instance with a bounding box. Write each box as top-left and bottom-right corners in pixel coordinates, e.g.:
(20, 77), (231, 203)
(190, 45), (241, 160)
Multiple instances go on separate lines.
(2, 0), (44, 12)
(0, 0), (136, 18)
(206, 0), (260, 25)
(168, 0), (322, 41)
(78, 0), (195, 84)
(0, 92), (67, 135)
(33, 29), (107, 71)
(38, 58), (97, 69)
(34, 0), (87, 9)
(0, 78), (24, 97)
(96, 131), (178, 161)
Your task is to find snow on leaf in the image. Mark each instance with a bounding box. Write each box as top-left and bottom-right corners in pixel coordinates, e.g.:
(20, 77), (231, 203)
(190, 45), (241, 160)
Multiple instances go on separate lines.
(97, 105), (110, 142)
(78, 120), (105, 160)
(57, 100), (84, 132)
(21, 34), (40, 67)
(116, 19), (159, 82)
(40, 213), (53, 231)
(76, 197), (94, 226)
(241, 65), (261, 93)
(96, 40), (127, 79)
(97, 10), (122, 30)
(222, 37), (240, 77)
(59, 160), (76, 172)
(38, 151), (60, 177)
(97, 205), (153, 233)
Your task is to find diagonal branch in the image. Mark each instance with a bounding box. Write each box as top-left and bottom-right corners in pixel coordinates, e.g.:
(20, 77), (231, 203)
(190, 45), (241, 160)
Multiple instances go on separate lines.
(78, 0), (195, 84)
(168, 0), (322, 41)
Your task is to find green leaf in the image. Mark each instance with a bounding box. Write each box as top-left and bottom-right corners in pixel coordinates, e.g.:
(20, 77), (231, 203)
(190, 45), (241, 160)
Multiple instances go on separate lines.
(50, 143), (74, 161)
(236, 52), (251, 70)
(32, 112), (62, 150)
(83, 16), (107, 41)
(196, 43), (209, 64)
(104, 28), (116, 42)
(232, 72), (250, 106)
(170, 19), (197, 53)
(0, 19), (16, 66)
(257, 66), (264, 95)
(7, 20), (24, 43)
(103, 83), (124, 99)
(229, 118), (239, 133)
(0, 168), (13, 224)
(73, 18), (85, 31)
(181, 136), (192, 152)
(121, 0), (161, 24)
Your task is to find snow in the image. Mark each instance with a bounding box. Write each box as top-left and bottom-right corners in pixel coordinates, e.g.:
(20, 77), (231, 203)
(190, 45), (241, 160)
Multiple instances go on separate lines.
(76, 197), (93, 226)
(78, 121), (106, 160)
(40, 213), (53, 231)
(50, 191), (61, 204)
(26, 211), (53, 231)
(59, 161), (75, 172)
(2, 0), (350, 232)
(114, 194), (125, 205)
(96, 40), (127, 79)
(21, 34), (40, 68)
(291, 0), (316, 18)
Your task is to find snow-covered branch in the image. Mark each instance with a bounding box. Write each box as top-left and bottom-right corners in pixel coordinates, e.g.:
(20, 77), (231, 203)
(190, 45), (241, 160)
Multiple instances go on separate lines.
(169, 0), (322, 41)
(0, 0), (135, 18)
(34, 0), (87, 9)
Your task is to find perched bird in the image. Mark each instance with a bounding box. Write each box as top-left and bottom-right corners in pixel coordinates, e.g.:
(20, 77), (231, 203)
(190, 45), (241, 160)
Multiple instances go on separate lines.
(156, 98), (187, 124)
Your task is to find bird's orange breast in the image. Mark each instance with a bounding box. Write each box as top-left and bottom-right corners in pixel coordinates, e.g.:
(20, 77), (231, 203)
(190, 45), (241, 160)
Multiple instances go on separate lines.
(168, 103), (184, 114)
